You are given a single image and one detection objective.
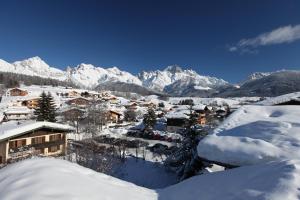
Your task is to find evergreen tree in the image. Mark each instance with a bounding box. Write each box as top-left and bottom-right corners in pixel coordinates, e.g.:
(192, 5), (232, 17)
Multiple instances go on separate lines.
(165, 105), (204, 181)
(46, 92), (57, 122)
(34, 92), (57, 122)
(185, 105), (198, 130)
(143, 108), (157, 130)
(124, 109), (137, 122)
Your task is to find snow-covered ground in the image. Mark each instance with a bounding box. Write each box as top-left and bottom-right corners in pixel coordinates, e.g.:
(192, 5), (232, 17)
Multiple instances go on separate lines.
(1, 158), (300, 200)
(257, 91), (300, 105)
(197, 105), (300, 166)
(168, 96), (261, 108)
(114, 157), (177, 189)
(0, 158), (157, 200)
(160, 159), (300, 200)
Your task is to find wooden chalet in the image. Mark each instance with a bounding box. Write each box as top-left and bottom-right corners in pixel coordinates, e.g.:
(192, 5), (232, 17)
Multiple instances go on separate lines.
(0, 121), (74, 164)
(107, 110), (122, 123)
(7, 88), (28, 96)
(66, 97), (90, 107)
(20, 97), (40, 109)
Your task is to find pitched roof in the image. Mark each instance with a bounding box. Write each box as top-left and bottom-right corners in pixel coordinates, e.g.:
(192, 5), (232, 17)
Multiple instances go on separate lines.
(0, 121), (74, 142)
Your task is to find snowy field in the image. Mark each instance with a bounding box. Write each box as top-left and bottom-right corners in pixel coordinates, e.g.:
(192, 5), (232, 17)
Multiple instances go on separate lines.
(257, 92), (300, 106)
(198, 105), (300, 166)
(168, 96), (261, 107)
(1, 158), (300, 200)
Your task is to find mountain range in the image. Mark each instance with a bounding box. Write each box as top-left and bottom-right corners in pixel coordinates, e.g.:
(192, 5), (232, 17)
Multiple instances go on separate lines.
(0, 56), (299, 97)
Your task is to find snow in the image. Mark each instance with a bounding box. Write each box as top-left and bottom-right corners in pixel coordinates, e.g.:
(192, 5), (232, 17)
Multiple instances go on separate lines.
(0, 158), (157, 200)
(1, 158), (300, 200)
(197, 105), (300, 166)
(0, 57), (142, 88)
(12, 56), (66, 81)
(164, 105), (193, 119)
(68, 63), (142, 88)
(169, 97), (240, 107)
(160, 159), (300, 200)
(138, 65), (228, 92)
(194, 85), (211, 90)
(258, 92), (300, 105)
(4, 106), (32, 114)
(114, 158), (177, 189)
(0, 121), (74, 141)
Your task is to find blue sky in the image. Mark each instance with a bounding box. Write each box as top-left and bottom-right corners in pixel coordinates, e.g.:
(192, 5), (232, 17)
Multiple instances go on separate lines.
(0, 0), (299, 83)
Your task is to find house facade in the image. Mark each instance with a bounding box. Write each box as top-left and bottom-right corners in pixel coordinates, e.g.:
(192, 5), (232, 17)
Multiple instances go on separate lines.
(21, 98), (40, 109)
(0, 121), (74, 164)
(7, 88), (28, 96)
(3, 107), (32, 121)
(107, 110), (122, 123)
(66, 97), (90, 107)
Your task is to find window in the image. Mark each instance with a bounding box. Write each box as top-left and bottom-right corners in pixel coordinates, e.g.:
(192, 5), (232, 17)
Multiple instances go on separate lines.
(31, 136), (45, 144)
(9, 139), (26, 149)
(49, 134), (62, 142)
(48, 145), (60, 153)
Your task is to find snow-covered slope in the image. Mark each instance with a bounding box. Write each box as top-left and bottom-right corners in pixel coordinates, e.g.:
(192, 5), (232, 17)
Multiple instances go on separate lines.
(0, 57), (142, 89)
(197, 105), (300, 166)
(68, 63), (142, 88)
(12, 56), (67, 81)
(241, 72), (272, 85)
(0, 158), (156, 200)
(257, 92), (300, 106)
(161, 159), (300, 200)
(0, 59), (15, 72)
(1, 158), (300, 200)
(138, 65), (229, 94)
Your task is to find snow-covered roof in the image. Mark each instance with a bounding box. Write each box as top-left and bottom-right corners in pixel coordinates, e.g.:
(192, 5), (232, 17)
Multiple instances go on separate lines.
(197, 105), (300, 166)
(257, 92), (300, 106)
(0, 121), (74, 141)
(4, 106), (32, 115)
(1, 158), (300, 200)
(165, 109), (189, 119)
(160, 159), (300, 200)
(192, 104), (206, 111)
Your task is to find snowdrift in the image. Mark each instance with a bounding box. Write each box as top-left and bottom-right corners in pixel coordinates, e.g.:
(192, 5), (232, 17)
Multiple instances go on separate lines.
(1, 158), (300, 200)
(197, 105), (300, 166)
(160, 159), (300, 200)
(0, 158), (156, 200)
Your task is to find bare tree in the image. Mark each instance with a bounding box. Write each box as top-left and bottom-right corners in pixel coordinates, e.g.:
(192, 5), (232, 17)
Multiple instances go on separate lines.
(86, 98), (108, 137)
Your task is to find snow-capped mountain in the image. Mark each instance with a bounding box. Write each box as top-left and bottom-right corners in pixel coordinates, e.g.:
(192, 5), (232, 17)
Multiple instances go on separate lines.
(219, 70), (300, 97)
(0, 57), (142, 89)
(138, 65), (229, 95)
(1, 56), (299, 97)
(68, 63), (142, 88)
(240, 72), (272, 85)
(12, 56), (67, 81)
(0, 57), (229, 94)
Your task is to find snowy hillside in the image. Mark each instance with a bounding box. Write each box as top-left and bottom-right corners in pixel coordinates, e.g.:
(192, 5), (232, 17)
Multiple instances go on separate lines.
(218, 70), (300, 97)
(197, 105), (300, 166)
(0, 57), (142, 89)
(0, 158), (156, 200)
(257, 92), (300, 105)
(67, 64), (142, 88)
(0, 57), (66, 81)
(12, 57), (67, 81)
(138, 65), (229, 94)
(240, 71), (272, 85)
(1, 158), (300, 200)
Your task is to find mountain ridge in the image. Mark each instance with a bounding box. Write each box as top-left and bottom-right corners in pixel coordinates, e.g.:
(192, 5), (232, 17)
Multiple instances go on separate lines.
(0, 56), (299, 97)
